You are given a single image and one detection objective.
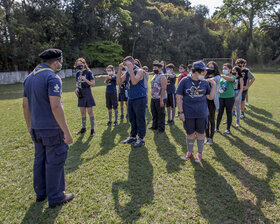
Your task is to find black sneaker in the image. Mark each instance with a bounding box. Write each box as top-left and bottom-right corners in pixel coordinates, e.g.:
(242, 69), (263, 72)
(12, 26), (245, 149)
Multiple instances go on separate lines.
(76, 128), (86, 135)
(166, 120), (171, 125)
(134, 138), (145, 148)
(90, 129), (95, 137)
(120, 114), (124, 119)
(114, 121), (119, 126)
(149, 127), (158, 130)
(36, 195), (47, 202)
(214, 128), (219, 133)
(241, 113), (246, 119)
(49, 193), (74, 209)
(106, 121), (112, 126)
(169, 120), (174, 125)
(123, 137), (137, 144)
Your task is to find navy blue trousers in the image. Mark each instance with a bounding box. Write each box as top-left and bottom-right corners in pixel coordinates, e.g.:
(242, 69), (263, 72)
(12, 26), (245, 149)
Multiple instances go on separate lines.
(128, 97), (146, 139)
(30, 129), (68, 205)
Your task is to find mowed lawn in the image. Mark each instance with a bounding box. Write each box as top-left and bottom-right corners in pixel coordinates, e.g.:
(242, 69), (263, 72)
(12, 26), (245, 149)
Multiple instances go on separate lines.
(0, 72), (279, 224)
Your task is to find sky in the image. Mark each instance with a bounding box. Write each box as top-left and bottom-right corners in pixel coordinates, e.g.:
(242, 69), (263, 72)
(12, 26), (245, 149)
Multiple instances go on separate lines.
(189, 0), (224, 16)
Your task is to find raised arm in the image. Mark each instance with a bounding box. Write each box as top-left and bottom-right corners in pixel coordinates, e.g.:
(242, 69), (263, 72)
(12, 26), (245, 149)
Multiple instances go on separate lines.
(117, 63), (127, 85)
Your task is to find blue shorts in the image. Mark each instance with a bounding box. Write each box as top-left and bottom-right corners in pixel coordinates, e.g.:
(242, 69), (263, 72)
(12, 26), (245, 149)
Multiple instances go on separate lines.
(183, 117), (208, 135)
(78, 88), (96, 107)
(106, 92), (118, 109)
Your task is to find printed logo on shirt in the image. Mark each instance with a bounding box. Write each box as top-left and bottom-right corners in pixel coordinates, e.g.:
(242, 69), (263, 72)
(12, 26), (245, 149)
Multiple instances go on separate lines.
(185, 86), (204, 98)
(54, 84), (60, 93)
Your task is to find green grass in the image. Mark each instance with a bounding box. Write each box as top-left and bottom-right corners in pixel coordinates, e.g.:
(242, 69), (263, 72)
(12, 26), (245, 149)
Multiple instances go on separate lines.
(0, 73), (279, 223)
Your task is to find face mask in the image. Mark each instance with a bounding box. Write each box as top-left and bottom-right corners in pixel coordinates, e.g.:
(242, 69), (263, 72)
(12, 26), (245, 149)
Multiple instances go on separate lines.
(107, 71), (113, 75)
(124, 66), (129, 72)
(232, 72), (237, 76)
(153, 70), (159, 75)
(56, 62), (62, 74)
(207, 69), (214, 75)
(76, 64), (84, 70)
(179, 69), (184, 73)
(222, 69), (229, 75)
(167, 70), (171, 74)
(198, 75), (204, 80)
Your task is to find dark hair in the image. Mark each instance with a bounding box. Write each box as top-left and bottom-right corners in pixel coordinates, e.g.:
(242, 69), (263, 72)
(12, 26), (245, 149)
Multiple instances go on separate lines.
(187, 64), (192, 69)
(223, 63), (232, 70)
(233, 66), (242, 77)
(179, 64), (186, 69)
(143, 66), (148, 71)
(235, 58), (247, 65)
(123, 56), (134, 63)
(207, 61), (220, 76)
(166, 63), (175, 69)
(192, 68), (205, 74)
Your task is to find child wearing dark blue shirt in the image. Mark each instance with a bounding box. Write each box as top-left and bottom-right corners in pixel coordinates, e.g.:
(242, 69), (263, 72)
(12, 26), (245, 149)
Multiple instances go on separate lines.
(96, 65), (119, 126)
(176, 61), (216, 163)
(74, 58), (96, 137)
(165, 63), (176, 125)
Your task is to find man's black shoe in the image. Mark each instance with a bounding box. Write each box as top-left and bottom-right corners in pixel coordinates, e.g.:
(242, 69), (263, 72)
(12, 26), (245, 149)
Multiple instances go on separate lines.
(123, 137), (137, 144)
(149, 127), (157, 130)
(76, 128), (86, 135)
(49, 193), (74, 209)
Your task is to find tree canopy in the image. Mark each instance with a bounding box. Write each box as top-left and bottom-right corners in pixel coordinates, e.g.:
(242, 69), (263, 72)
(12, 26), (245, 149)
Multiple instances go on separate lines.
(0, 0), (279, 71)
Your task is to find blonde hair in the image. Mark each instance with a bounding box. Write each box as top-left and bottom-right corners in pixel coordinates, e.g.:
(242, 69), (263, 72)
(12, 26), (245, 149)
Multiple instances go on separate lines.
(74, 58), (90, 70)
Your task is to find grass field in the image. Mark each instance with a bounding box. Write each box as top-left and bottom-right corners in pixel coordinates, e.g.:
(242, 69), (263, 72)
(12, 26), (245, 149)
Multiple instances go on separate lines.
(0, 72), (280, 224)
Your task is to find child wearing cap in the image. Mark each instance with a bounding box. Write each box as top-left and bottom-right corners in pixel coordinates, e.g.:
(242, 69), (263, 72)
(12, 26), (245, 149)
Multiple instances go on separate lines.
(176, 61), (216, 163)
(96, 65), (119, 126)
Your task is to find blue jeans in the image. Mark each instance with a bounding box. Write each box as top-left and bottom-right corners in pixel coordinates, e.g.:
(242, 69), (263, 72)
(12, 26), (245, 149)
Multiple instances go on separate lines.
(30, 129), (68, 205)
(235, 90), (242, 123)
(128, 97), (146, 139)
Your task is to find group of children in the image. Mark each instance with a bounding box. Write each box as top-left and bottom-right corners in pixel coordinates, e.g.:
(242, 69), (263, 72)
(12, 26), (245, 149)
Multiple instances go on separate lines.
(74, 57), (254, 162)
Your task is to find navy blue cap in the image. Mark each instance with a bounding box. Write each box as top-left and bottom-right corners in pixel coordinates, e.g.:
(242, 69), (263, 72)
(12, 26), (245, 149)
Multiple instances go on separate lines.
(39, 48), (62, 60)
(192, 61), (208, 70)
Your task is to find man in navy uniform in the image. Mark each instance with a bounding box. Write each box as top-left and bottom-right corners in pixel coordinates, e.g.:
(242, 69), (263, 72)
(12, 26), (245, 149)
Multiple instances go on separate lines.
(23, 48), (74, 208)
(117, 56), (146, 147)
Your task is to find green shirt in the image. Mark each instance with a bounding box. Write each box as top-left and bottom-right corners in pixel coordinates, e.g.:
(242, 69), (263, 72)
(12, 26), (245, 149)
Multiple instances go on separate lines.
(219, 76), (236, 98)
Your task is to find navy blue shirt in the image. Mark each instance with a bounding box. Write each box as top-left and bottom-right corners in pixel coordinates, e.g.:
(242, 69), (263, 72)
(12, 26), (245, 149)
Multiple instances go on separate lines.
(119, 80), (128, 94)
(23, 63), (62, 129)
(166, 73), (176, 94)
(76, 70), (94, 88)
(176, 77), (211, 118)
(126, 66), (146, 100)
(106, 75), (117, 93)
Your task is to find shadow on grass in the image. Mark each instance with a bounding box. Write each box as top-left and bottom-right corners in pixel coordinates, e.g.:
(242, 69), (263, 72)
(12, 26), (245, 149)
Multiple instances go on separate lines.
(193, 159), (244, 223)
(169, 123), (187, 153)
(66, 134), (92, 173)
(242, 116), (280, 139)
(97, 125), (119, 156)
(153, 131), (184, 173)
(248, 105), (272, 118)
(21, 201), (61, 224)
(237, 126), (280, 154)
(112, 145), (154, 223)
(211, 143), (274, 223)
(247, 109), (280, 130)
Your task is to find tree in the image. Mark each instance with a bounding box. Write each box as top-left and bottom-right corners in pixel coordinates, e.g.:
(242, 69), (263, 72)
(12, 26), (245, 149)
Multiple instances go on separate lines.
(83, 41), (124, 66)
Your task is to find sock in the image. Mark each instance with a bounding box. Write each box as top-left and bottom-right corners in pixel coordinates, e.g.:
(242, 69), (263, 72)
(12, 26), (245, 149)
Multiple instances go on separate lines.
(115, 111), (118, 122)
(90, 116), (94, 130)
(186, 138), (195, 153)
(172, 108), (176, 121)
(82, 117), (86, 129)
(197, 139), (204, 153)
(109, 111), (112, 122)
(167, 107), (171, 121)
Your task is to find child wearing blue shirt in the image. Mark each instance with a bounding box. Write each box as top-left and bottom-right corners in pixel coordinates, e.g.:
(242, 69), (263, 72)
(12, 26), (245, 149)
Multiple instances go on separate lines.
(176, 61), (216, 163)
(96, 65), (119, 126)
